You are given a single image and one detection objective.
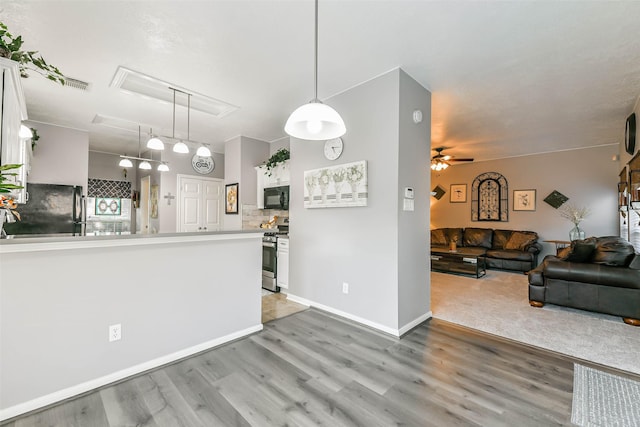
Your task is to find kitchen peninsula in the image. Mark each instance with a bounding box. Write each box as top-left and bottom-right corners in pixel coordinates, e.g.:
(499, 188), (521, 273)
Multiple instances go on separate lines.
(0, 230), (263, 421)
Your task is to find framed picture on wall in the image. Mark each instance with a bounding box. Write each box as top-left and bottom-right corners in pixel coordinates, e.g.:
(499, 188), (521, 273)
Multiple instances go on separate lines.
(225, 183), (239, 214)
(513, 189), (536, 211)
(450, 184), (467, 203)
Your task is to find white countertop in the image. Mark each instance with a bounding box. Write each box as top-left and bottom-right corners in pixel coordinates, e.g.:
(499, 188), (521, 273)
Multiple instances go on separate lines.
(0, 230), (263, 253)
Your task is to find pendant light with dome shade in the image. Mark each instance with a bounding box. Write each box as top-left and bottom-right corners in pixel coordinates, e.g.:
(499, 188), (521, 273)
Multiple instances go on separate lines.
(118, 125), (170, 171)
(196, 145), (212, 157)
(284, 0), (345, 140)
(19, 124), (33, 139)
(118, 157), (133, 168)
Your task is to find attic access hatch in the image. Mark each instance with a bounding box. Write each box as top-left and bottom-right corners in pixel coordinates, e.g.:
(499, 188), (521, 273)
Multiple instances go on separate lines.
(110, 66), (238, 118)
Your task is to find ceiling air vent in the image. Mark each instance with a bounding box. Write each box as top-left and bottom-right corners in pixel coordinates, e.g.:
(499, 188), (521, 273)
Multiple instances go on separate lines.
(64, 77), (90, 91)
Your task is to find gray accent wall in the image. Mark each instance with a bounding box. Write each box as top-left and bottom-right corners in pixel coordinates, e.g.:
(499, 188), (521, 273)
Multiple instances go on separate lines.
(159, 149), (224, 233)
(224, 136), (270, 230)
(289, 69), (431, 332)
(270, 136), (290, 155)
(0, 234), (262, 413)
(26, 122), (89, 195)
(430, 144), (619, 261)
(398, 70), (431, 327)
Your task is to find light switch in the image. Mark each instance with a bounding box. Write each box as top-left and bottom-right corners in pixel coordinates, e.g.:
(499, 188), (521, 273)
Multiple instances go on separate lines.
(403, 199), (414, 211)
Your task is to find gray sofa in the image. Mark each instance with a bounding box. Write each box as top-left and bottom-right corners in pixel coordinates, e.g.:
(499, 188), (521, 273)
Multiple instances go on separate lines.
(431, 227), (542, 272)
(528, 236), (640, 325)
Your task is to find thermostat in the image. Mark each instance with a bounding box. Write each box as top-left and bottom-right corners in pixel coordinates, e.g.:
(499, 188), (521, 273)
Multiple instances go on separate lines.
(404, 187), (414, 199)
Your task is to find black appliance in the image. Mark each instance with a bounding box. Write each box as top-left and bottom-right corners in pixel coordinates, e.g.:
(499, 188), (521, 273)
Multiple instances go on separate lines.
(4, 183), (86, 235)
(264, 186), (289, 210)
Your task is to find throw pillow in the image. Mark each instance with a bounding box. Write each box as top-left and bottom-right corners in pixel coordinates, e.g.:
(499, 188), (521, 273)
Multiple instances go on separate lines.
(592, 236), (635, 266)
(431, 229), (447, 245)
(504, 231), (537, 251)
(557, 246), (572, 260)
(565, 238), (597, 263)
(463, 228), (493, 249)
(492, 230), (513, 249)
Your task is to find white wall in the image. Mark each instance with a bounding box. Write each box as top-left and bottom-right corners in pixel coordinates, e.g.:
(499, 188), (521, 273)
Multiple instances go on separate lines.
(26, 122), (88, 194)
(0, 233), (262, 418)
(289, 69), (431, 334)
(431, 144), (619, 261)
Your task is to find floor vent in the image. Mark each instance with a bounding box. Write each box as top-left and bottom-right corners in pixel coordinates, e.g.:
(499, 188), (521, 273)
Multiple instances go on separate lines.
(64, 77), (90, 91)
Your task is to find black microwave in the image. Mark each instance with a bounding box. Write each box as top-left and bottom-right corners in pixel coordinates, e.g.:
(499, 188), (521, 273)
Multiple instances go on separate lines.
(264, 186), (289, 210)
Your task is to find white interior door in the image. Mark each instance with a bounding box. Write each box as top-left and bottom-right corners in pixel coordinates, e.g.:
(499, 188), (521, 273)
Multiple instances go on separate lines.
(203, 180), (223, 231)
(178, 175), (223, 232)
(179, 176), (203, 232)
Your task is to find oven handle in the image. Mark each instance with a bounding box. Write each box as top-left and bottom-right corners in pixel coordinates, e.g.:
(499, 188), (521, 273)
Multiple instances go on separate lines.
(262, 242), (277, 248)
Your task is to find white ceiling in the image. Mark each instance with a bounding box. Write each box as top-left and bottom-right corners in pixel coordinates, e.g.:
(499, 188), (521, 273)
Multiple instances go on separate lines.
(4, 1), (640, 162)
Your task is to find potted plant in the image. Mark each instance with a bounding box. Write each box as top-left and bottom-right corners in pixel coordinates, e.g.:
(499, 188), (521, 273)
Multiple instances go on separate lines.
(263, 148), (290, 177)
(0, 164), (23, 235)
(0, 21), (65, 84)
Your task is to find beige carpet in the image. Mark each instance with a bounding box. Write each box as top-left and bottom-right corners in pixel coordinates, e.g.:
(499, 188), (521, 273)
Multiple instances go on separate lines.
(431, 270), (640, 376)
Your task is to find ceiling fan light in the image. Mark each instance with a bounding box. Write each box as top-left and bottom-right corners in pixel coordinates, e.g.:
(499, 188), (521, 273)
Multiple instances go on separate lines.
(196, 145), (211, 157)
(139, 160), (152, 170)
(119, 158), (133, 168)
(173, 141), (189, 154)
(285, 102), (346, 140)
(19, 124), (33, 139)
(157, 163), (170, 172)
(147, 137), (164, 150)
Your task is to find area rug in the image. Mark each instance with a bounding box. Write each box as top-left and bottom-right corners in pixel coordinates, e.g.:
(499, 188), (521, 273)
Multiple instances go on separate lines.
(572, 364), (640, 427)
(431, 270), (640, 375)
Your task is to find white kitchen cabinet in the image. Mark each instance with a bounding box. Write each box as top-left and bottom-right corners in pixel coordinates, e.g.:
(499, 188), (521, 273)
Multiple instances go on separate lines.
(256, 160), (289, 208)
(0, 58), (29, 203)
(277, 237), (289, 289)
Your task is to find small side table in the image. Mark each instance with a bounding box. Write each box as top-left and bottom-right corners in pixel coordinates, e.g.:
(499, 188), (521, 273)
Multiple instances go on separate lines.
(544, 240), (571, 255)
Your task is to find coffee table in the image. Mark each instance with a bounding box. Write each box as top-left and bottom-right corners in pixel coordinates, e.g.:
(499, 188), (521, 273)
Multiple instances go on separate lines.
(430, 248), (486, 278)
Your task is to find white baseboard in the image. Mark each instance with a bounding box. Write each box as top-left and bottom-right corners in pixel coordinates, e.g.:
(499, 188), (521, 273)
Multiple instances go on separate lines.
(398, 311), (433, 336)
(286, 294), (432, 337)
(0, 324), (263, 422)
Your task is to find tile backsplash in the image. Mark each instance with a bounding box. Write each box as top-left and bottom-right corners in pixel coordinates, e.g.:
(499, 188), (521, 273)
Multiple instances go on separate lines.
(88, 178), (131, 198)
(242, 204), (288, 230)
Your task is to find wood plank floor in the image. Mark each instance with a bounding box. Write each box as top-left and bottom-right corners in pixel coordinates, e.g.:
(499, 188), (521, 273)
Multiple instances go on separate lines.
(3, 308), (601, 426)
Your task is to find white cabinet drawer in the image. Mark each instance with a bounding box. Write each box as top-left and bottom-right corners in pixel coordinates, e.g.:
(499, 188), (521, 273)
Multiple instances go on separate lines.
(277, 238), (289, 250)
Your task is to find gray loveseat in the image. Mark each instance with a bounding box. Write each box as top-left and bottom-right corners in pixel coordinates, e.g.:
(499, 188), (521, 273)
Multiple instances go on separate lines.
(431, 227), (542, 273)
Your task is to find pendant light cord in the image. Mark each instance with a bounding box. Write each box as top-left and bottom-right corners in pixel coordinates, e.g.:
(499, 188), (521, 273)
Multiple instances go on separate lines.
(187, 93), (191, 141)
(314, 0), (318, 102)
(172, 89), (176, 139)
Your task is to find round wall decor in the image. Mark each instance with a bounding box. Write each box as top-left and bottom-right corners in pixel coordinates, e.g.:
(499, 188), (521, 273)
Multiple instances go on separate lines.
(191, 155), (214, 174)
(625, 113), (636, 155)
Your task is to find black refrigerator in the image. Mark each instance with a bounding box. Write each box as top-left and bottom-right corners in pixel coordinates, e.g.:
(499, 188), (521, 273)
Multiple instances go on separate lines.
(4, 183), (86, 236)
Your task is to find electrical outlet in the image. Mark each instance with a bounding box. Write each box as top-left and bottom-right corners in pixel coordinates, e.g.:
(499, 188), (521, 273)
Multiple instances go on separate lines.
(109, 324), (121, 342)
(342, 282), (349, 294)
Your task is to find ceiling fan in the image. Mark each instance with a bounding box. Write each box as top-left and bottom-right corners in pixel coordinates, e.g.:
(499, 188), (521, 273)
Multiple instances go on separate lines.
(431, 147), (474, 171)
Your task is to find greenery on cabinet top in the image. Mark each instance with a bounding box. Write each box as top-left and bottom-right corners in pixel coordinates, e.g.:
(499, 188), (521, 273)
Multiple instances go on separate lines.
(0, 21), (65, 85)
(263, 149), (290, 177)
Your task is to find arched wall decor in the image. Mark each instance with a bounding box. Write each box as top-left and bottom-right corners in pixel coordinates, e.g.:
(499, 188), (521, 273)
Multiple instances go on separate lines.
(471, 172), (509, 221)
